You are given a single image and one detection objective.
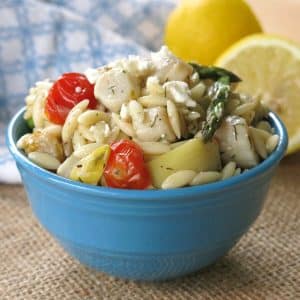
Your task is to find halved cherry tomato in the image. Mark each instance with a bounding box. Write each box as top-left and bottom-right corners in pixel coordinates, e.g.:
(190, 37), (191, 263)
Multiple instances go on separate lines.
(45, 73), (98, 124)
(104, 140), (151, 189)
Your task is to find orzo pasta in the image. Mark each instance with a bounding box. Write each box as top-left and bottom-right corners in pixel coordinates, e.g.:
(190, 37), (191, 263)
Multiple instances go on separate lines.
(17, 46), (280, 189)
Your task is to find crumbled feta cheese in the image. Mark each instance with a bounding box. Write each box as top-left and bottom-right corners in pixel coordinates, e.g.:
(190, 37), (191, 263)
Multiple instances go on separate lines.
(145, 76), (164, 96)
(151, 46), (174, 69)
(151, 46), (193, 82)
(109, 56), (154, 78)
(127, 55), (154, 77)
(163, 81), (196, 107)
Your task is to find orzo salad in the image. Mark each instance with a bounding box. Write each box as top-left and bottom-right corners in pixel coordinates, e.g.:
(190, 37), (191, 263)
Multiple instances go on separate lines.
(17, 46), (279, 189)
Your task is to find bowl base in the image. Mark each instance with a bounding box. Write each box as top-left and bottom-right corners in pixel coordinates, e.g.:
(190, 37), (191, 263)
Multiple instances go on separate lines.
(60, 238), (238, 281)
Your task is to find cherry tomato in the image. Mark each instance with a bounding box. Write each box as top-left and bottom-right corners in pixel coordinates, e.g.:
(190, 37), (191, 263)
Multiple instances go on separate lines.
(45, 73), (98, 124)
(104, 140), (151, 189)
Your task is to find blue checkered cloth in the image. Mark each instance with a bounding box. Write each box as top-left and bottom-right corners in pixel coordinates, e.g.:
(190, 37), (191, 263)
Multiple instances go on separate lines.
(0, 0), (175, 183)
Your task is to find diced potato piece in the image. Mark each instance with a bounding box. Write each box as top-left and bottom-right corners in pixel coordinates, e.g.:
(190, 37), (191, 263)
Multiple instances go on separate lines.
(147, 138), (221, 188)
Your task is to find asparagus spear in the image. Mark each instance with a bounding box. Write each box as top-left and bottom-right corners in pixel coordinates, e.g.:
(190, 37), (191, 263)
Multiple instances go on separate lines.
(189, 62), (241, 83)
(202, 76), (231, 142)
(26, 117), (34, 130)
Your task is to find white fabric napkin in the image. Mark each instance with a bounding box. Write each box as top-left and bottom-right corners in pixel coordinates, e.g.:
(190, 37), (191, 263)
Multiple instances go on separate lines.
(0, 0), (175, 183)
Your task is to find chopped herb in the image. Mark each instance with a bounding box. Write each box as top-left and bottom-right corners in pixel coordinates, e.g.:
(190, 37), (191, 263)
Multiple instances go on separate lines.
(150, 114), (158, 127)
(233, 125), (238, 141)
(165, 167), (174, 171)
(108, 85), (116, 94)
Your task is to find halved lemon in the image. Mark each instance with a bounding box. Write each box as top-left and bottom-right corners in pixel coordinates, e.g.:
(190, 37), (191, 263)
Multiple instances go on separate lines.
(165, 0), (262, 65)
(215, 34), (300, 155)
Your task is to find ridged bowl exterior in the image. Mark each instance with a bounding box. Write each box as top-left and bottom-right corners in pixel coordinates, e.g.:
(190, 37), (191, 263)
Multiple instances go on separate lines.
(7, 108), (288, 280)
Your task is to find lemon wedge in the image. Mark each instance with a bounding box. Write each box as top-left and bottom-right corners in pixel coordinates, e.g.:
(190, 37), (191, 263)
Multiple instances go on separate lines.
(216, 34), (300, 155)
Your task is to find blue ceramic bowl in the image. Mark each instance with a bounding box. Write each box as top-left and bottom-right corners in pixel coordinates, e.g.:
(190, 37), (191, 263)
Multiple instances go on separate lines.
(7, 108), (288, 281)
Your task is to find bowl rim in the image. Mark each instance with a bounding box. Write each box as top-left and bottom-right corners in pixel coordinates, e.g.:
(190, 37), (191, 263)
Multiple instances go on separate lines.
(6, 107), (288, 201)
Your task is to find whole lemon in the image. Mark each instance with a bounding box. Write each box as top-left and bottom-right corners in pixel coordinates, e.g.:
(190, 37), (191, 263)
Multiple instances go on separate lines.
(165, 0), (262, 65)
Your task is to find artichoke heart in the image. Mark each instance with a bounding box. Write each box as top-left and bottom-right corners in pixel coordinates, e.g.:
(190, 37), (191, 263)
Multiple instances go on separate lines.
(70, 145), (110, 185)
